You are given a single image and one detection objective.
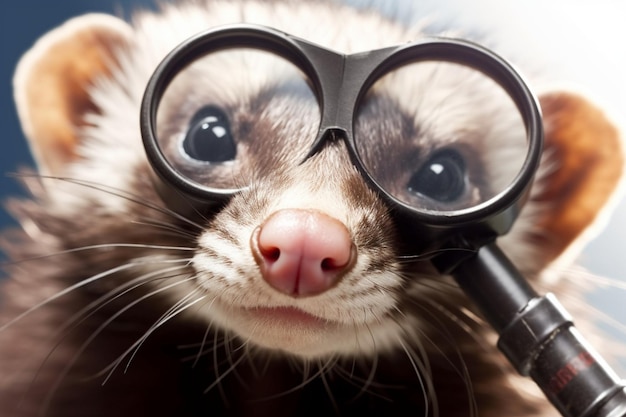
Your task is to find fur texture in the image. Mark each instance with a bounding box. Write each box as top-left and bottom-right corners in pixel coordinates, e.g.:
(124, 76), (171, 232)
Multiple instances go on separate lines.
(0, 1), (623, 416)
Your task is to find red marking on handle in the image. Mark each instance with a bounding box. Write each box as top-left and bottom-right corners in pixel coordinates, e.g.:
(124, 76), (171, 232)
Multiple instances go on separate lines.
(548, 351), (596, 394)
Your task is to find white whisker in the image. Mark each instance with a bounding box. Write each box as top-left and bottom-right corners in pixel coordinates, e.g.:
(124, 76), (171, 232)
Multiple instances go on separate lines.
(252, 358), (333, 403)
(38, 274), (196, 414)
(191, 322), (215, 367)
(396, 247), (477, 264)
(203, 351), (246, 395)
(212, 327), (229, 405)
(404, 300), (480, 416)
(81, 276), (196, 378)
(0, 260), (162, 332)
(3, 243), (195, 266)
(318, 358), (340, 415)
(120, 289), (207, 375)
(14, 173), (205, 230)
(129, 219), (199, 240)
(90, 276), (200, 382)
(572, 272), (626, 292)
(397, 337), (437, 417)
(30, 263), (193, 388)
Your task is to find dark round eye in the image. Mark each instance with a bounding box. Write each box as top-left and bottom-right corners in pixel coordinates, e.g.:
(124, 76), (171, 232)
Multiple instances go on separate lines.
(181, 106), (236, 163)
(407, 149), (466, 203)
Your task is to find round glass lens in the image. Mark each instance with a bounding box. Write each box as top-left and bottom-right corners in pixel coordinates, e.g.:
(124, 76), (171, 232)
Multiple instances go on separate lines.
(354, 60), (527, 213)
(155, 47), (320, 192)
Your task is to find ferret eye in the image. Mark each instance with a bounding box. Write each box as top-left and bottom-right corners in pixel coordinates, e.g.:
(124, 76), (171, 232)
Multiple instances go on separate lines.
(407, 149), (466, 203)
(181, 106), (236, 163)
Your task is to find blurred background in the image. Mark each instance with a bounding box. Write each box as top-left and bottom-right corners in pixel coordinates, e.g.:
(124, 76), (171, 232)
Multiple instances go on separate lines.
(1, 0), (625, 364)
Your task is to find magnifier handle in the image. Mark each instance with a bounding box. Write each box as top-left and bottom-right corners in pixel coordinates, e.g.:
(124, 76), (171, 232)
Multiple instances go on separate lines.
(450, 243), (626, 417)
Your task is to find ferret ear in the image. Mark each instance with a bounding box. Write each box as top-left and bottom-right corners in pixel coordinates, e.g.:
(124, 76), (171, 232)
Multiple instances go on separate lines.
(13, 14), (133, 176)
(525, 91), (624, 265)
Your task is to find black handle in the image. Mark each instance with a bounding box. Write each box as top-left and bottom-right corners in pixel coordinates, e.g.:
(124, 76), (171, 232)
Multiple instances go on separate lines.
(446, 243), (626, 417)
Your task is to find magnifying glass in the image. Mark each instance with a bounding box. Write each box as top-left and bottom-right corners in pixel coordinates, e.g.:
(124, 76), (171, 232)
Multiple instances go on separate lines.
(140, 24), (626, 417)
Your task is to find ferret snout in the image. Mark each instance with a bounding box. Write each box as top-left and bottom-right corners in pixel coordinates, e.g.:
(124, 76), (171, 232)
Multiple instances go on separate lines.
(251, 209), (356, 297)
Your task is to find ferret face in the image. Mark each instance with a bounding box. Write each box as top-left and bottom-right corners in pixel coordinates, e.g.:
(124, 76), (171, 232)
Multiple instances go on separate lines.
(4, 0), (623, 401)
(147, 37), (529, 357)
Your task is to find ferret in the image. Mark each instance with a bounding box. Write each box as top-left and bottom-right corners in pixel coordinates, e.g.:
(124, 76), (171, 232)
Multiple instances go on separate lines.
(0, 1), (623, 416)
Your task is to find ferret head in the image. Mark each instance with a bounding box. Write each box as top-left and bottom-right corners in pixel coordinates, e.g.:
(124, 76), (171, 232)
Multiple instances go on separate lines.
(10, 0), (623, 362)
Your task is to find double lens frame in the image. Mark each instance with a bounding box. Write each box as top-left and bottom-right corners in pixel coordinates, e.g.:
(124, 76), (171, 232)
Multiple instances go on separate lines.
(140, 23), (543, 246)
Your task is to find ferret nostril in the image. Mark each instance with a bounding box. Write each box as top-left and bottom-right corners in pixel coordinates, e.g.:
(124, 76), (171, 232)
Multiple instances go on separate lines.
(321, 257), (341, 271)
(262, 246), (281, 262)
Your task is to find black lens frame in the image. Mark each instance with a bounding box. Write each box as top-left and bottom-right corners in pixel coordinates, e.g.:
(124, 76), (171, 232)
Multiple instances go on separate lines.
(141, 23), (543, 245)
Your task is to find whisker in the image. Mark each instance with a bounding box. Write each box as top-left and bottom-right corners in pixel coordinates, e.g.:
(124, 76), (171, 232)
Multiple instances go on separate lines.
(395, 247), (477, 264)
(190, 322), (216, 367)
(38, 274), (196, 415)
(397, 337), (437, 417)
(253, 357), (338, 403)
(84, 275), (196, 369)
(61, 266), (192, 346)
(181, 288), (232, 366)
(333, 363), (399, 394)
(582, 301), (626, 337)
(214, 297), (259, 391)
(28, 265), (192, 400)
(178, 329), (232, 364)
(409, 275), (459, 294)
(129, 219), (199, 240)
(337, 320), (384, 402)
(203, 351), (246, 394)
(318, 357), (340, 415)
(0, 260), (174, 332)
(256, 351), (275, 379)
(90, 277), (201, 382)
(339, 343), (387, 403)
(405, 300), (482, 416)
(212, 326), (230, 406)
(2, 243), (195, 266)
(226, 337), (254, 390)
(120, 289), (207, 376)
(573, 272), (626, 291)
(11, 173), (205, 230)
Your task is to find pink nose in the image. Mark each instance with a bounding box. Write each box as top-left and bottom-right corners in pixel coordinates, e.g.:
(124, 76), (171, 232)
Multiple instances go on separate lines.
(252, 209), (355, 297)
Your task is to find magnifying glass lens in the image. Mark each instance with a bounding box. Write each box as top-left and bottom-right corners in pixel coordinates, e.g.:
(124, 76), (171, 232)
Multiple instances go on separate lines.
(154, 47), (319, 192)
(355, 61), (527, 213)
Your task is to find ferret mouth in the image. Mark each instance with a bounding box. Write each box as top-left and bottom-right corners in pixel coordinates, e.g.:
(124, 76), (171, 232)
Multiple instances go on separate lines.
(217, 303), (343, 356)
(209, 301), (388, 357)
(242, 306), (331, 327)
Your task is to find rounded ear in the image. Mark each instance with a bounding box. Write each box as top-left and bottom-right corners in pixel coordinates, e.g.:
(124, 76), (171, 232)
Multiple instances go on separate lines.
(13, 14), (133, 176)
(520, 91), (624, 266)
